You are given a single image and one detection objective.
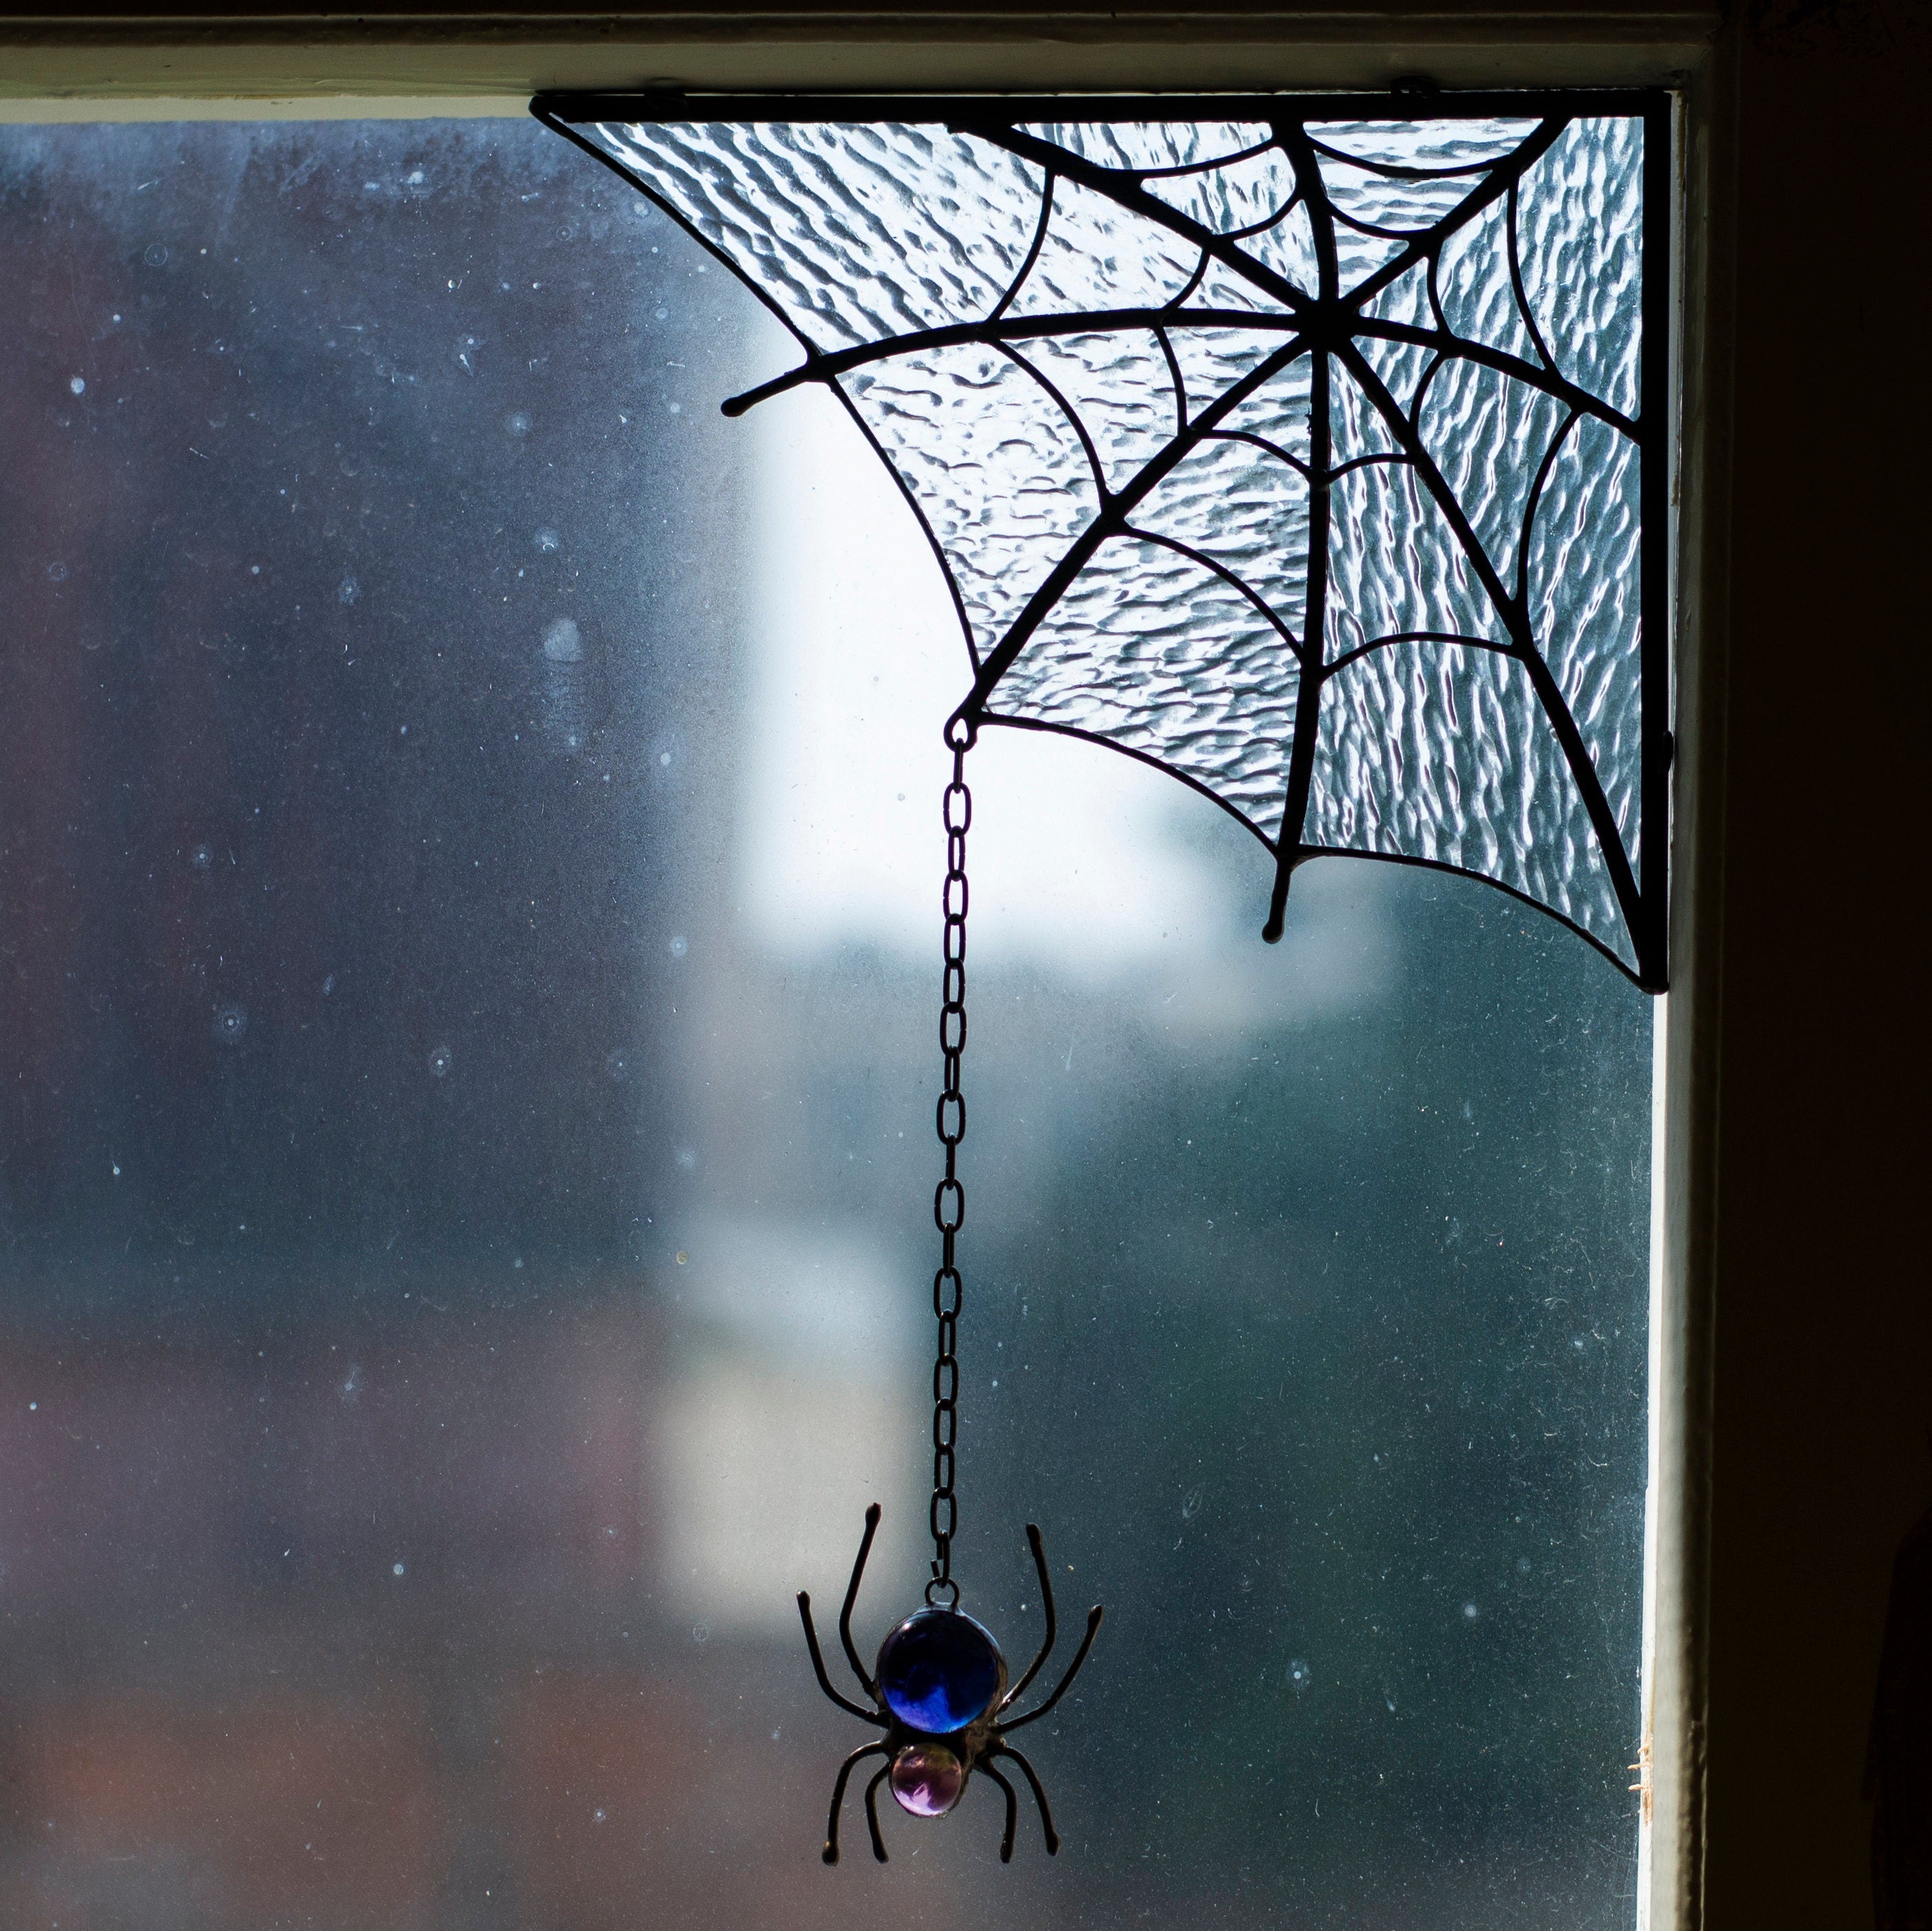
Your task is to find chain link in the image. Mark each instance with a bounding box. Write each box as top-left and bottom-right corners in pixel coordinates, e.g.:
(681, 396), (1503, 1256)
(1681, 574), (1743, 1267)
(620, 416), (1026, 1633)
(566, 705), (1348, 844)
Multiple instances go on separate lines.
(928, 716), (975, 1607)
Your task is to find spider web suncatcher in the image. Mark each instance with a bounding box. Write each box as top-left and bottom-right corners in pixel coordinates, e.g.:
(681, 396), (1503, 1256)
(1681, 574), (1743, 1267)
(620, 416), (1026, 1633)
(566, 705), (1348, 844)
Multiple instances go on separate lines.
(536, 94), (1671, 988)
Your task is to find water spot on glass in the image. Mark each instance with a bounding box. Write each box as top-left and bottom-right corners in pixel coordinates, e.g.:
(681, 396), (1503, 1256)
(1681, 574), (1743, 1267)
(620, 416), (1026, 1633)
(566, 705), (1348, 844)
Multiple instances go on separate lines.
(668, 935), (688, 959)
(676, 1148), (697, 1171)
(605, 1049), (628, 1080)
(46, 562), (67, 583)
(189, 843), (213, 870)
(321, 974), (335, 995)
(69, 376), (85, 395)
(659, 751), (672, 767)
(1463, 1601), (1479, 1619)
(428, 1045), (452, 1078)
(542, 617), (582, 663)
(692, 1623), (710, 1645)
(653, 306), (668, 320)
(1288, 1658), (1310, 1693)
(534, 527), (560, 553)
(338, 576), (359, 606)
(392, 1562), (405, 1577)
(675, 1252), (688, 1266)
(29, 1402), (36, 1411)
(143, 243), (168, 267)
(667, 401), (681, 415)
(1385, 1692), (1397, 1712)
(250, 564), (261, 575)
(213, 1005), (248, 1044)
(505, 411), (531, 437)
(1517, 1556), (1531, 1573)
(1181, 1485), (1202, 1521)
(594, 1809), (606, 1823)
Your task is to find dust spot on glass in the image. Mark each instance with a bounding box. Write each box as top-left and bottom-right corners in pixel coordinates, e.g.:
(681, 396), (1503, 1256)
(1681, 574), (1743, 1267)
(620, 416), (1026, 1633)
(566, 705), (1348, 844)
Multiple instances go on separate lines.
(668, 935), (688, 959)
(534, 527), (561, 553)
(676, 1148), (697, 1171)
(456, 334), (480, 374)
(1462, 1601), (1479, 1619)
(321, 973), (335, 995)
(1181, 1485), (1202, 1521)
(675, 1252), (688, 1266)
(1516, 1556), (1531, 1573)
(1385, 1692), (1397, 1712)
(142, 242), (168, 267)
(213, 1005), (247, 1044)
(658, 751), (672, 767)
(69, 376), (85, 396)
(1288, 1658), (1310, 1694)
(428, 1045), (452, 1078)
(338, 576), (359, 606)
(542, 617), (583, 663)
(505, 411), (531, 437)
(392, 1562), (405, 1577)
(190, 844), (213, 871)
(46, 562), (67, 583)
(692, 1623), (710, 1645)
(604, 1049), (629, 1080)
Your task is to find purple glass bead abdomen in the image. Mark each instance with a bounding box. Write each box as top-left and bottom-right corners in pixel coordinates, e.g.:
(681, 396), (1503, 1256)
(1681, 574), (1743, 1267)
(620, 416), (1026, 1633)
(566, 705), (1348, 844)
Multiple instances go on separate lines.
(876, 1607), (1003, 1733)
(889, 1741), (966, 1817)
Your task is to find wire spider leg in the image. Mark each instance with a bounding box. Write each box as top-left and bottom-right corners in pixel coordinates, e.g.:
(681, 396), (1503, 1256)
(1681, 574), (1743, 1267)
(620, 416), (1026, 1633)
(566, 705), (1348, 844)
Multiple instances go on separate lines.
(1000, 1523), (1057, 1711)
(797, 1592), (878, 1722)
(1000, 1603), (1104, 1732)
(979, 1759), (1021, 1863)
(992, 1743), (1061, 1854)
(862, 1762), (893, 1863)
(840, 1502), (883, 1699)
(822, 1742), (888, 1865)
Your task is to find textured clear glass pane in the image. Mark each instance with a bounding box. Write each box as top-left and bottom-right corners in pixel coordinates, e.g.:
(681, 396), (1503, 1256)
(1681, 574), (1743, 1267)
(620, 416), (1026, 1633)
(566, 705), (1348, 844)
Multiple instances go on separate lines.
(1307, 643), (1631, 960)
(1435, 193), (1540, 365)
(1018, 118), (1272, 173)
(1416, 360), (1570, 583)
(849, 343), (1098, 660)
(1318, 162), (1475, 235)
(992, 536), (1299, 824)
(1308, 116), (1544, 171)
(1324, 460), (1501, 657)
(0, 114), (1650, 1931)
(1004, 175), (1201, 317)
(1141, 142), (1299, 237)
(1518, 118), (1645, 421)
(1527, 416), (1646, 872)
(1137, 428), (1313, 642)
(583, 121), (1044, 348)
(1022, 328), (1176, 493)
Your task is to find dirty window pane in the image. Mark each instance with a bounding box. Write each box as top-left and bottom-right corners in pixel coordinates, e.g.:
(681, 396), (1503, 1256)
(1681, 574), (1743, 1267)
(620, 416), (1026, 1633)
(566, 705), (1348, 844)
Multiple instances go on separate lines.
(0, 120), (1651, 1930)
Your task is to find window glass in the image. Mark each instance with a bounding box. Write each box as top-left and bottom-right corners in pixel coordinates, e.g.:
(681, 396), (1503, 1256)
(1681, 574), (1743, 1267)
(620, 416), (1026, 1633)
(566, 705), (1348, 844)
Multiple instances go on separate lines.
(0, 119), (1652, 1930)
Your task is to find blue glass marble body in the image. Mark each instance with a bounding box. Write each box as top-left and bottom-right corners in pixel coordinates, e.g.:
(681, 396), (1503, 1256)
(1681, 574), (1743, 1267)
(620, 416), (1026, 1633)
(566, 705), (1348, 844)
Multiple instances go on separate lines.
(877, 1608), (1004, 1734)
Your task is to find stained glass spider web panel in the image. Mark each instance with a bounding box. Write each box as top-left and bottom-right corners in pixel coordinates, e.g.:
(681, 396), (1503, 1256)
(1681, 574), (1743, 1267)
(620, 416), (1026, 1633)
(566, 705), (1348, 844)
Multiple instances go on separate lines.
(535, 95), (1670, 989)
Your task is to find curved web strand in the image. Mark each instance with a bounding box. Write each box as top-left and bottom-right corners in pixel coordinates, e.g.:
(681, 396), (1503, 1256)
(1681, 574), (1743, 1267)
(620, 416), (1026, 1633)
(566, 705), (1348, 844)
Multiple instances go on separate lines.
(535, 100), (1662, 982)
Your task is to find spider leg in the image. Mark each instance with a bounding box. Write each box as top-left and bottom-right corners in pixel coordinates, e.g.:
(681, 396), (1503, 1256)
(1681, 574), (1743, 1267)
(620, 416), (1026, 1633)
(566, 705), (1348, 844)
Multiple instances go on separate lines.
(862, 1762), (892, 1863)
(979, 1760), (1020, 1863)
(840, 1502), (883, 1700)
(1000, 1523), (1057, 1711)
(822, 1741), (888, 1865)
(798, 1592), (877, 1722)
(999, 1603), (1104, 1733)
(992, 1743), (1061, 1854)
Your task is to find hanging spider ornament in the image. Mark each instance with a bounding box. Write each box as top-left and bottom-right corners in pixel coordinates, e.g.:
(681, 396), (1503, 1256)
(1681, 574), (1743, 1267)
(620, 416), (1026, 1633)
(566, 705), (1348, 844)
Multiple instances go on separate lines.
(798, 1504), (1103, 1863)
(793, 721), (1103, 1864)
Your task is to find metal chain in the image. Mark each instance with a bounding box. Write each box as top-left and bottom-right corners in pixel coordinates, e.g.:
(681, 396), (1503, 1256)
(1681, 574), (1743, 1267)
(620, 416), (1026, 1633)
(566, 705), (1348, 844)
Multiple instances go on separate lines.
(927, 716), (975, 1608)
